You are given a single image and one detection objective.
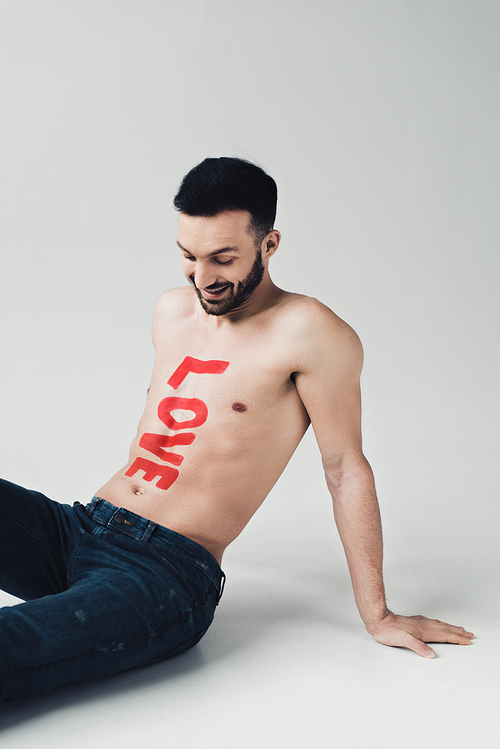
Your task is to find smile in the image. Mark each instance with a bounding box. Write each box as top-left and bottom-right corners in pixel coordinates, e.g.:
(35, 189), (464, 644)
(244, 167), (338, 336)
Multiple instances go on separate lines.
(202, 284), (231, 299)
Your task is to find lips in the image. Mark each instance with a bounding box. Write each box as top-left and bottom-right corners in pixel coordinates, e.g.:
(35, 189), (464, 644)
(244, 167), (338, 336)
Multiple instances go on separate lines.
(203, 284), (230, 298)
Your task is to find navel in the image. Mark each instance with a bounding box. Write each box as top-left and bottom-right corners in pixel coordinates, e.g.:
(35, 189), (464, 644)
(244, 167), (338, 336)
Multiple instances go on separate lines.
(232, 402), (247, 413)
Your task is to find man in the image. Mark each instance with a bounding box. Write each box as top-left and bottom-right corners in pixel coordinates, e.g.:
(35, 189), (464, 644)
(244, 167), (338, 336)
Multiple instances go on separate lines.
(0, 157), (473, 702)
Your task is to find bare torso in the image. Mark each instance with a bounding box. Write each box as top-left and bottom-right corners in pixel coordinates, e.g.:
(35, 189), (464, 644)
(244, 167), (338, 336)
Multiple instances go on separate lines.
(95, 203), (474, 655)
(96, 286), (312, 563)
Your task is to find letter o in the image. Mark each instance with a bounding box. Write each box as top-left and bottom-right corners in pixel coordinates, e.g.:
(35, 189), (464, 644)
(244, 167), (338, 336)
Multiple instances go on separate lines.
(157, 396), (208, 430)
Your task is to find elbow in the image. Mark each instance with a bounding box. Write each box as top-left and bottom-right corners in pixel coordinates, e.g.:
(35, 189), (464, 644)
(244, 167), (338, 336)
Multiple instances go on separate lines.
(323, 452), (373, 493)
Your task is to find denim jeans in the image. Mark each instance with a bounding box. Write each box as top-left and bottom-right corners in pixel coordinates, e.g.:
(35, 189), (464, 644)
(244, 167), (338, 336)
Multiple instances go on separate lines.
(0, 478), (225, 702)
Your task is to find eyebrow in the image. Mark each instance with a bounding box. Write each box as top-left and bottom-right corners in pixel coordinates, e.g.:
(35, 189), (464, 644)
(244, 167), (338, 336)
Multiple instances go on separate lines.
(176, 242), (241, 257)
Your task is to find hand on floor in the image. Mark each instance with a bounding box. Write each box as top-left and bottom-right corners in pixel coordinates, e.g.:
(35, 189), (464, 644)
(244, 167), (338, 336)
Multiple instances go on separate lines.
(367, 611), (475, 658)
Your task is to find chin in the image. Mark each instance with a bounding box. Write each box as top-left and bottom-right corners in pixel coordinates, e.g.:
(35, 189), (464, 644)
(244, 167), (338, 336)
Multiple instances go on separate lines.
(199, 296), (237, 316)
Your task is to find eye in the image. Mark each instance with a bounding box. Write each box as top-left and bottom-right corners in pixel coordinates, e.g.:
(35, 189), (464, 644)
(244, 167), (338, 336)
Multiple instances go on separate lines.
(213, 257), (235, 265)
(182, 254), (196, 262)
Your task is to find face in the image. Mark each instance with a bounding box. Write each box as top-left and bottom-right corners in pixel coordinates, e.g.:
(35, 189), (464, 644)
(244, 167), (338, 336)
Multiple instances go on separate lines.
(191, 250), (264, 316)
(177, 210), (267, 316)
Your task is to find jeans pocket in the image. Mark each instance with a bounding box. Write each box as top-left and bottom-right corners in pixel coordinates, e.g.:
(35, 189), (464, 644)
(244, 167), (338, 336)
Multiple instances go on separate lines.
(146, 543), (201, 607)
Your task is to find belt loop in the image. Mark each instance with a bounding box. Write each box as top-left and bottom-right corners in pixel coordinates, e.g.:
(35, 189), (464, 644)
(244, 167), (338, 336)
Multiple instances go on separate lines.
(84, 497), (100, 518)
(142, 521), (157, 543)
(216, 571), (226, 605)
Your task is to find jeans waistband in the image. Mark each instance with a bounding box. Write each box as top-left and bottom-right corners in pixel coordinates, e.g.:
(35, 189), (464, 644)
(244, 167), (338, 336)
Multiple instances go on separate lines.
(83, 497), (224, 594)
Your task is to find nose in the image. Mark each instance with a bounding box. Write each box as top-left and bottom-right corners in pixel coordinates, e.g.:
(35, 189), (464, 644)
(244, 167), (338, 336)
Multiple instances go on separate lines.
(192, 261), (221, 291)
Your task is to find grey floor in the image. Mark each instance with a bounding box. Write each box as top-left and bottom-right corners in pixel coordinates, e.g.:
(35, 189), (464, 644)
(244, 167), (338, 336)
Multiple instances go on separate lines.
(0, 547), (497, 748)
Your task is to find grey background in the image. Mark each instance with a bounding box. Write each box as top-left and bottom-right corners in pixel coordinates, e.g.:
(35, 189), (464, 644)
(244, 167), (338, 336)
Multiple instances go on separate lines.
(1, 1), (499, 746)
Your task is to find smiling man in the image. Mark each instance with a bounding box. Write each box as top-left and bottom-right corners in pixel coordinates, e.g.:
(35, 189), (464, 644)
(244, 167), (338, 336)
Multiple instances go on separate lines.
(0, 157), (473, 702)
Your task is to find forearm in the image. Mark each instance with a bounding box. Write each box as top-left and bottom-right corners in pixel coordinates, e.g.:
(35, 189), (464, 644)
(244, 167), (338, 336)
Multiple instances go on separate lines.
(326, 456), (389, 630)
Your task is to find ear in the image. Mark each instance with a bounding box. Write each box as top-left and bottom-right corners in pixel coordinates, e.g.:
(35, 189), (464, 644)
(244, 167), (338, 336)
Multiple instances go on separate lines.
(262, 229), (281, 260)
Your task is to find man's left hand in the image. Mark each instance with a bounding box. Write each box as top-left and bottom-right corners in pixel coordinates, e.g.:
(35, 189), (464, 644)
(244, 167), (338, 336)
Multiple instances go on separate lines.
(367, 611), (475, 658)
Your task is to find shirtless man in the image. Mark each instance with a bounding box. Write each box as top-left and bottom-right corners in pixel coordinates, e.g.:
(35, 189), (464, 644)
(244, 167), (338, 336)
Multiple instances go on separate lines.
(0, 157), (473, 702)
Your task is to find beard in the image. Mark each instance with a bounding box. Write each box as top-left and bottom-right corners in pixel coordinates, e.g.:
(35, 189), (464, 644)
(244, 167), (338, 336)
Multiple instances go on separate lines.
(192, 251), (265, 316)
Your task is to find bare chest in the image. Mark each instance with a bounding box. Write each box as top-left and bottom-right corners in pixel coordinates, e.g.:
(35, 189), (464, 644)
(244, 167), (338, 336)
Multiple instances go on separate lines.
(147, 325), (298, 422)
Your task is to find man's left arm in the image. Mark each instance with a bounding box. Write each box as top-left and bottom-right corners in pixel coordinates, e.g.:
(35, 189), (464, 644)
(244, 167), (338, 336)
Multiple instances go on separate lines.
(294, 302), (474, 657)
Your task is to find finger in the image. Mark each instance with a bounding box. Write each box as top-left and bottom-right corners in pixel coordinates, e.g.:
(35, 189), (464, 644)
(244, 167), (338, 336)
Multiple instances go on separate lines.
(398, 632), (436, 659)
(435, 623), (475, 638)
(375, 628), (437, 658)
(451, 626), (475, 639)
(417, 622), (475, 644)
(426, 631), (474, 645)
(410, 616), (475, 638)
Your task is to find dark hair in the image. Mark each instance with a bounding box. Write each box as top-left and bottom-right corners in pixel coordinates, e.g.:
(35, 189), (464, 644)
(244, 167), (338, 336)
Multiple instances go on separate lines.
(173, 157), (277, 246)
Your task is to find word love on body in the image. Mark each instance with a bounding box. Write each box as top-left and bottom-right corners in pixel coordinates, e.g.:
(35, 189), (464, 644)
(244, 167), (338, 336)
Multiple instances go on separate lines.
(125, 357), (229, 491)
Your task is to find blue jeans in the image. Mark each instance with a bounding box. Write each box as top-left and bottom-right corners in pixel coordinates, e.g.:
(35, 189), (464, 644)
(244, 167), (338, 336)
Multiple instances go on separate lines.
(0, 478), (225, 702)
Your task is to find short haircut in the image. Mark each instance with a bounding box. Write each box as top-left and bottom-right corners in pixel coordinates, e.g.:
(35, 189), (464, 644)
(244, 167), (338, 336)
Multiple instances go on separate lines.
(173, 157), (277, 246)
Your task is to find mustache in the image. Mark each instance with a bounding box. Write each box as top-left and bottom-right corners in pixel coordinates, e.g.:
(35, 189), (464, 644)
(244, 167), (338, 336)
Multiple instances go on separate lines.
(190, 276), (232, 293)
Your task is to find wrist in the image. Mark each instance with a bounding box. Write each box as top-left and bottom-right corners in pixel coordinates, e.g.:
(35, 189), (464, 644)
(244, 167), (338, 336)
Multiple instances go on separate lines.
(364, 607), (392, 635)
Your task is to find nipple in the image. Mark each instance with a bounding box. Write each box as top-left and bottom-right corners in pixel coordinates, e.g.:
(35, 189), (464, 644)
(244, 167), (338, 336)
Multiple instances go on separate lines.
(232, 402), (247, 412)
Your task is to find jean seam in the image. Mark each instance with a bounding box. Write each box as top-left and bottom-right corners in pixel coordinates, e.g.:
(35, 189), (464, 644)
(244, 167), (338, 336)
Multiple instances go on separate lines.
(146, 542), (201, 607)
(66, 529), (84, 586)
(141, 626), (209, 667)
(150, 541), (220, 590)
(0, 506), (64, 562)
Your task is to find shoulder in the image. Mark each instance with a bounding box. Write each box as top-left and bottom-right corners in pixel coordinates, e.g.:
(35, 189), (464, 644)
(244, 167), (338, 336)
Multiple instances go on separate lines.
(154, 286), (193, 315)
(276, 294), (363, 375)
(152, 286), (194, 344)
